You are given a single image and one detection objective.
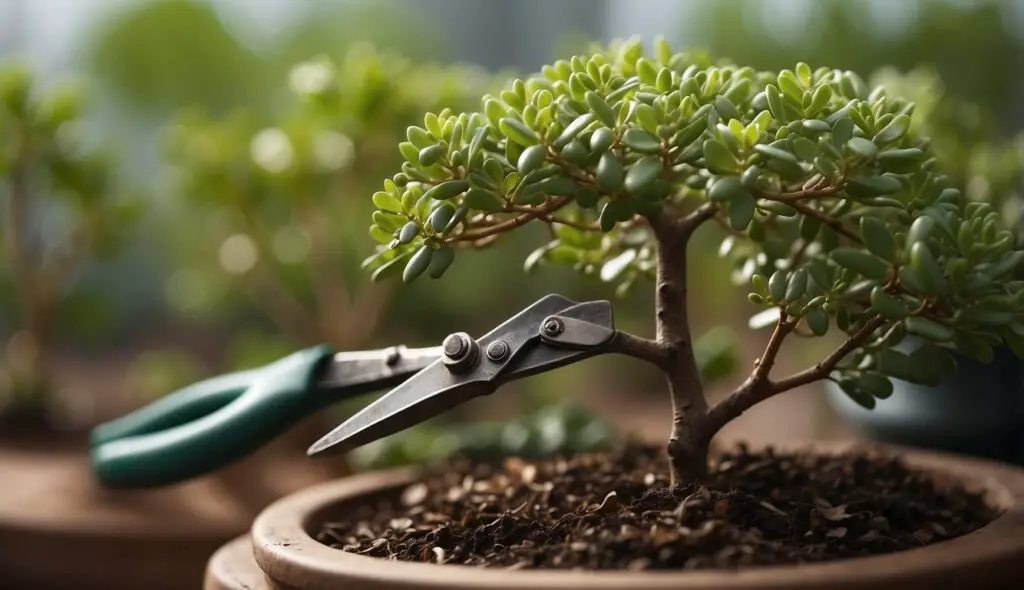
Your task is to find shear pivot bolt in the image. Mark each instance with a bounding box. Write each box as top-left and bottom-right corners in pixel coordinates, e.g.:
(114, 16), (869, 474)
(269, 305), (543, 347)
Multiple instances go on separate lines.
(443, 333), (470, 359)
(542, 318), (564, 337)
(486, 340), (510, 362)
(442, 332), (480, 374)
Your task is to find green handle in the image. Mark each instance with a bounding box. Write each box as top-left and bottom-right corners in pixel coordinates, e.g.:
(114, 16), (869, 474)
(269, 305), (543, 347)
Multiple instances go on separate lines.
(90, 344), (335, 489)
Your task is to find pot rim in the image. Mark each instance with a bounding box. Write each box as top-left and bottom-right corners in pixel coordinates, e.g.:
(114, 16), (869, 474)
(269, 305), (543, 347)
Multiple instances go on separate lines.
(253, 441), (1024, 590)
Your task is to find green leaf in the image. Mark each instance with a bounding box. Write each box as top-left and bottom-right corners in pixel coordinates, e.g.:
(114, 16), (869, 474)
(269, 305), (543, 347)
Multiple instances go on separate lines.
(753, 144), (797, 163)
(846, 137), (877, 159)
(873, 114), (910, 145)
(427, 245), (455, 278)
(808, 84), (832, 115)
(903, 316), (954, 343)
(464, 188), (504, 213)
(369, 225), (392, 244)
(621, 128), (661, 153)
(703, 139), (739, 174)
(554, 113), (596, 148)
(397, 221), (420, 245)
(905, 216), (935, 251)
(559, 140), (589, 166)
(768, 270), (787, 301)
(831, 247), (891, 280)
(406, 126), (432, 149)
(785, 268), (808, 302)
(424, 179), (470, 201)
(740, 165), (760, 189)
(813, 156), (840, 181)
(403, 245), (434, 283)
(805, 308), (829, 336)
(590, 127), (615, 154)
(596, 152), (624, 190)
(371, 251), (411, 282)
(372, 191), (403, 212)
(790, 136), (819, 161)
(869, 287), (908, 321)
(838, 378), (876, 410)
(908, 242), (945, 295)
(729, 192), (756, 231)
(713, 95), (741, 120)
(803, 119), (831, 134)
(847, 175), (902, 198)
(428, 203), (456, 232)
(517, 144), (548, 176)
(599, 198), (634, 231)
(908, 344), (957, 380)
(585, 91), (617, 127)
(807, 261), (832, 291)
(832, 117), (854, 148)
(624, 156), (662, 194)
(765, 84), (787, 123)
(707, 176), (747, 203)
(860, 216), (896, 262)
(499, 117), (539, 146)
(634, 103), (658, 133)
(857, 372), (893, 399)
(878, 148), (923, 167)
(418, 144), (445, 167)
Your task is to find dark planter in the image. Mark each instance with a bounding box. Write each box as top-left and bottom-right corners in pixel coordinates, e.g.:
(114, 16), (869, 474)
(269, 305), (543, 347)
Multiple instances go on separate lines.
(827, 338), (1024, 464)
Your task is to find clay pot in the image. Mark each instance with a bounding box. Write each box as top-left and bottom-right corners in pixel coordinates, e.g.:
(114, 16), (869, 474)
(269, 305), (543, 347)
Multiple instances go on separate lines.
(0, 416), (346, 590)
(204, 441), (1024, 590)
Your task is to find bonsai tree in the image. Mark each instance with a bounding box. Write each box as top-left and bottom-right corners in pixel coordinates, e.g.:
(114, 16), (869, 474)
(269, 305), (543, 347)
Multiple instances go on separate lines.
(0, 60), (139, 429)
(362, 38), (1024, 485)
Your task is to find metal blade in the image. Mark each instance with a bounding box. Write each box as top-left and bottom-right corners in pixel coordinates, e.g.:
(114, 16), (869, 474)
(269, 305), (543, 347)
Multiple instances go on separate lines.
(306, 362), (494, 456)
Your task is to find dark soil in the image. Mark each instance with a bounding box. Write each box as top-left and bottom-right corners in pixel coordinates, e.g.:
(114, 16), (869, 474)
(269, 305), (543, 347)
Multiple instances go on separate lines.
(317, 441), (995, 570)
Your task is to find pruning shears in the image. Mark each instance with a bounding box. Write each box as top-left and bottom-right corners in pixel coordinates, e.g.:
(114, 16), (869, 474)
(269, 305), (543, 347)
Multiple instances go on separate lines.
(90, 294), (618, 489)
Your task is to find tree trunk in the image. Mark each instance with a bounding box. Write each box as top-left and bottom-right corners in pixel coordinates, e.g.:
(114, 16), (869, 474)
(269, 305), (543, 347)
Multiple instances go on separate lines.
(650, 216), (712, 487)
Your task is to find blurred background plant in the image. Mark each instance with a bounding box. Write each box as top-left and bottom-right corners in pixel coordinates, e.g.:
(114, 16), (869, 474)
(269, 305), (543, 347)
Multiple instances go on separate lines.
(0, 59), (141, 435)
(148, 45), (496, 384)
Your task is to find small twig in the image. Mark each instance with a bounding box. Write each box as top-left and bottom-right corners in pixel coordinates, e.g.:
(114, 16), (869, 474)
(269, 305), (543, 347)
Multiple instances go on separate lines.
(706, 315), (886, 430)
(450, 197), (573, 243)
(605, 332), (669, 369)
(677, 202), (719, 234)
(787, 200), (862, 243)
(750, 312), (796, 383)
(758, 182), (845, 203)
(769, 315), (887, 393)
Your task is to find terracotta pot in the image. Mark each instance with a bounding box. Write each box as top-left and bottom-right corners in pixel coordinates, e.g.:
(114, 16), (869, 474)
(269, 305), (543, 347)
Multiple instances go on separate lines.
(210, 441), (1024, 590)
(0, 417), (346, 590)
(205, 535), (264, 590)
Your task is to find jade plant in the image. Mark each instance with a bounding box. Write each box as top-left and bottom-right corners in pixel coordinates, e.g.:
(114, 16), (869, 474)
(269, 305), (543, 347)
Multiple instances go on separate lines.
(0, 60), (139, 422)
(155, 45), (495, 374)
(362, 39), (1024, 485)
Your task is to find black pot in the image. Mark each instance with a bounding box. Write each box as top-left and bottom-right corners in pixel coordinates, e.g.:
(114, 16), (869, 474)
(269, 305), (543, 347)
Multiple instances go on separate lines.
(826, 338), (1024, 464)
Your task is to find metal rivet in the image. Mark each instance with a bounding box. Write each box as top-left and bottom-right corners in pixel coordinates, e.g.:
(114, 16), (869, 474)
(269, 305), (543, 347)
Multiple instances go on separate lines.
(486, 340), (510, 362)
(384, 347), (401, 366)
(542, 318), (564, 337)
(443, 333), (468, 359)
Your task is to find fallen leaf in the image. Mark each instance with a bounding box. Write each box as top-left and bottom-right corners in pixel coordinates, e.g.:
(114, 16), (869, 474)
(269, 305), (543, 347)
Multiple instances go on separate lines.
(826, 527), (848, 539)
(817, 503), (853, 522)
